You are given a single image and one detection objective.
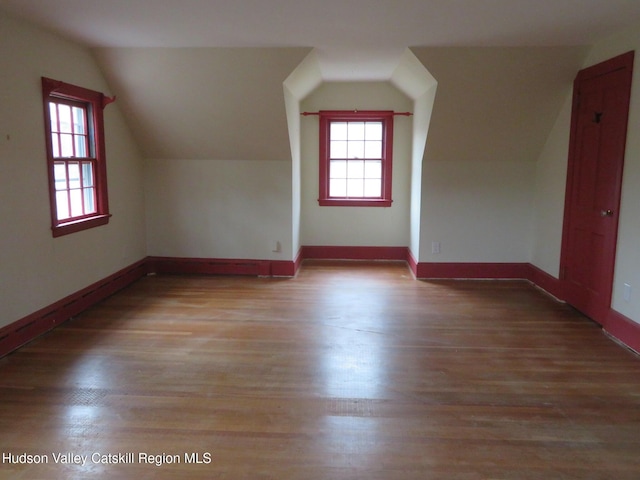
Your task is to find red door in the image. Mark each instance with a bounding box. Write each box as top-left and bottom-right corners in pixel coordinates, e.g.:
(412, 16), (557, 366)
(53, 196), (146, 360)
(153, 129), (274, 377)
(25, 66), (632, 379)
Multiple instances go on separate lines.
(561, 52), (634, 324)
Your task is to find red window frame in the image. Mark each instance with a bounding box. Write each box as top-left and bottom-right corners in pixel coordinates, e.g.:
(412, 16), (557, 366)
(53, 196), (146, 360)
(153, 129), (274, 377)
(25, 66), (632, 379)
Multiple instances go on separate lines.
(42, 77), (113, 237)
(318, 110), (394, 207)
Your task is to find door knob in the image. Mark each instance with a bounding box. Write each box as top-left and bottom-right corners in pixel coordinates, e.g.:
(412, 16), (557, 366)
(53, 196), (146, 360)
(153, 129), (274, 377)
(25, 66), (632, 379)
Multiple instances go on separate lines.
(600, 209), (614, 217)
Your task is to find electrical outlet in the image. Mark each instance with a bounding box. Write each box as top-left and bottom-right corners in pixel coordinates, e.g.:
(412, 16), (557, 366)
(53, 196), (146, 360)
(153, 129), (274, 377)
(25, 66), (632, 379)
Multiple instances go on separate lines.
(623, 283), (632, 302)
(272, 241), (282, 253)
(431, 242), (441, 255)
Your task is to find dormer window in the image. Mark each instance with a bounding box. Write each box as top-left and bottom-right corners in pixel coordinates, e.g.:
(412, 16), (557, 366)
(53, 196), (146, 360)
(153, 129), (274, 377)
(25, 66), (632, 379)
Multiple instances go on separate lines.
(318, 110), (394, 207)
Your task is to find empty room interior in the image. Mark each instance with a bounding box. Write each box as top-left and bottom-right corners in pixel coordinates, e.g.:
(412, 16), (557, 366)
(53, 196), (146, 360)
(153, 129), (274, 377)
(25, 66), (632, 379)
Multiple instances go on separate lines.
(2, 0), (640, 478)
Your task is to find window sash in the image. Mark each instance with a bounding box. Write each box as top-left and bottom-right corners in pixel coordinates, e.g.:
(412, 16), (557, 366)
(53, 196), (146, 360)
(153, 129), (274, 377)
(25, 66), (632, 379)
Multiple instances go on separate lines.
(42, 77), (112, 237)
(318, 111), (393, 207)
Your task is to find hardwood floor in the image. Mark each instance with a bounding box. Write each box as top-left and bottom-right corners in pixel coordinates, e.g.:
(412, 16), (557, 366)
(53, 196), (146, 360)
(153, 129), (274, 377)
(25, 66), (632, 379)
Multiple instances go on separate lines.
(1, 260), (639, 479)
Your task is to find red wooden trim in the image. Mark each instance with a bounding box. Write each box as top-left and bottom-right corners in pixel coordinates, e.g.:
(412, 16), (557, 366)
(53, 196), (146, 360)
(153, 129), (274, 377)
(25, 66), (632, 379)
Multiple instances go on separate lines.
(270, 261), (298, 277)
(302, 246), (409, 261)
(3, 255), (638, 359)
(576, 51), (635, 81)
(303, 111), (412, 117)
(604, 309), (640, 354)
(317, 110), (397, 118)
(51, 214), (111, 237)
(42, 77), (112, 237)
(559, 52), (634, 315)
(0, 259), (148, 358)
(416, 262), (531, 279)
(527, 264), (565, 301)
(148, 257), (273, 276)
(406, 250), (419, 277)
(318, 110), (394, 207)
(318, 198), (393, 207)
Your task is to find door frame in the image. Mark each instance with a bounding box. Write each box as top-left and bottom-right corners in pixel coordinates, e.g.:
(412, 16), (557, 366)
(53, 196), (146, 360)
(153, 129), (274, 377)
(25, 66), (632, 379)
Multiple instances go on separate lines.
(560, 51), (634, 325)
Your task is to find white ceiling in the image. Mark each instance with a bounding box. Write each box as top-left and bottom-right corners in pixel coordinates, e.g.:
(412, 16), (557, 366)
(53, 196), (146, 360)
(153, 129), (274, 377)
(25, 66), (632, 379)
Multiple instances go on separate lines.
(2, 0), (640, 80)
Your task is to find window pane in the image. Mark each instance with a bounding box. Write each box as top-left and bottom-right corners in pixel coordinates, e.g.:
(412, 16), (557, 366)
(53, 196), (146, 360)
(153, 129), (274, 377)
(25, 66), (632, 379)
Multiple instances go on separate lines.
(82, 162), (94, 187)
(68, 162), (81, 189)
(330, 122), (348, 140)
(330, 140), (347, 159)
(56, 191), (70, 220)
(70, 189), (83, 217)
(60, 134), (73, 157)
(51, 133), (60, 157)
(330, 160), (347, 179)
(75, 135), (88, 157)
(54, 163), (67, 190)
(84, 187), (96, 214)
(364, 160), (382, 178)
(347, 178), (364, 197)
(347, 122), (365, 140)
(72, 106), (86, 134)
(329, 178), (346, 197)
(58, 104), (72, 133)
(365, 122), (383, 141)
(364, 140), (382, 159)
(347, 141), (365, 159)
(49, 103), (58, 132)
(347, 159), (365, 179)
(364, 179), (382, 197)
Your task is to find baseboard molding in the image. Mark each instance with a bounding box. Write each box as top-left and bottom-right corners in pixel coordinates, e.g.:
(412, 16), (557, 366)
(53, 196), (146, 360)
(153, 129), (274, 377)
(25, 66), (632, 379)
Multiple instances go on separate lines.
(526, 264), (565, 300)
(414, 262), (566, 302)
(0, 259), (148, 358)
(301, 245), (409, 261)
(416, 262), (531, 279)
(604, 309), (640, 354)
(147, 256), (300, 278)
(3, 253), (637, 360)
(148, 256), (271, 276)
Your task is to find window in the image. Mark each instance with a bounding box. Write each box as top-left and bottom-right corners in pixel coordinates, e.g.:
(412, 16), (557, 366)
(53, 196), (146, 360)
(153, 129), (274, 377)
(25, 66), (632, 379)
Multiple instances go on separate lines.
(319, 110), (394, 207)
(42, 77), (113, 237)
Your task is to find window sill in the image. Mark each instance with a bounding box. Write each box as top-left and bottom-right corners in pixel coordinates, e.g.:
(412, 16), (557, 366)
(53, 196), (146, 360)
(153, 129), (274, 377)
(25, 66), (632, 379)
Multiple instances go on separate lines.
(318, 198), (392, 207)
(52, 214), (111, 237)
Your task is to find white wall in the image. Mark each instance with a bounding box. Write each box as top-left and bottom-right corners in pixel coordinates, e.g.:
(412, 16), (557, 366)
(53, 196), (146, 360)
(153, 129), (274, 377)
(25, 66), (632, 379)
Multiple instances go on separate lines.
(0, 11), (146, 328)
(283, 50), (324, 258)
(530, 95), (573, 276)
(145, 158), (293, 260)
(413, 47), (586, 264)
(300, 82), (413, 247)
(421, 161), (536, 262)
(391, 49), (438, 261)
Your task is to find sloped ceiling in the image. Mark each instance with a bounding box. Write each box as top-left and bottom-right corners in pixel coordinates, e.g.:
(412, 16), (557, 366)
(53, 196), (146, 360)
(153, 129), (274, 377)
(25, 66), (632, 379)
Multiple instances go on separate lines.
(94, 48), (310, 160)
(2, 1), (640, 67)
(2, 1), (638, 162)
(412, 47), (588, 163)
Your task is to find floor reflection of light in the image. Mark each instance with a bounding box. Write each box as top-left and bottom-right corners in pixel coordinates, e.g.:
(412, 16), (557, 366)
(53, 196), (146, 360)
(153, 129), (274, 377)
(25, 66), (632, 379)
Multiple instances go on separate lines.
(319, 281), (389, 399)
(320, 415), (380, 465)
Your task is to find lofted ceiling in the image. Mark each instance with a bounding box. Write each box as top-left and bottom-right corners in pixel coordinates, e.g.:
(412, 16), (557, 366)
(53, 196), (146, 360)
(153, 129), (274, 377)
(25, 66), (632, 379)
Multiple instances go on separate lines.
(1, 0), (640, 80)
(1, 1), (633, 162)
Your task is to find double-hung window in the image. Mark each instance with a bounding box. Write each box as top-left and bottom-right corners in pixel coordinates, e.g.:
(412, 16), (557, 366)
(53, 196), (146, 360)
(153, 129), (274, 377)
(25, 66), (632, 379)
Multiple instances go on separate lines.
(318, 110), (394, 207)
(42, 77), (113, 237)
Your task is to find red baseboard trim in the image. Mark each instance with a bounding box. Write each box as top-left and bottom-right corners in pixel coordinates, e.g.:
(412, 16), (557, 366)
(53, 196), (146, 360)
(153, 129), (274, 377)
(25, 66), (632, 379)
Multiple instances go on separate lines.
(3, 253), (637, 360)
(604, 310), (640, 354)
(147, 256), (298, 278)
(416, 262), (531, 279)
(147, 256), (275, 276)
(526, 264), (565, 300)
(270, 260), (298, 277)
(302, 245), (409, 261)
(406, 251), (419, 277)
(0, 259), (148, 358)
